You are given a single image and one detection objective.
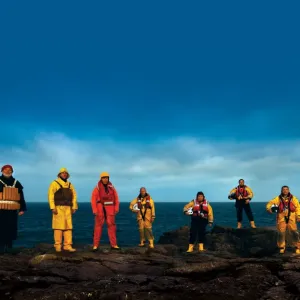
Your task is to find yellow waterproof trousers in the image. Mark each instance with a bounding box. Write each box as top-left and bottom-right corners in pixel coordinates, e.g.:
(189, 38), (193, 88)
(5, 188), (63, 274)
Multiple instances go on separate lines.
(277, 220), (300, 249)
(138, 218), (154, 242)
(52, 206), (73, 230)
(54, 229), (73, 250)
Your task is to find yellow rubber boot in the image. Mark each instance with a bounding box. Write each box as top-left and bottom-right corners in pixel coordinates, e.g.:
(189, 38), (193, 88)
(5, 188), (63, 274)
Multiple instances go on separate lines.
(199, 243), (204, 252)
(54, 230), (62, 252)
(149, 240), (154, 249)
(237, 222), (242, 229)
(250, 221), (256, 228)
(186, 244), (194, 253)
(295, 248), (300, 254)
(111, 245), (120, 249)
(279, 248), (285, 254)
(138, 229), (145, 247)
(63, 230), (76, 252)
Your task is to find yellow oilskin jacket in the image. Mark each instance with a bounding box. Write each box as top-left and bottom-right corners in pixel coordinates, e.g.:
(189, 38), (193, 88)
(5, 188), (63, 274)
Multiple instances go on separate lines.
(266, 195), (300, 224)
(183, 200), (214, 223)
(129, 197), (155, 222)
(229, 186), (254, 199)
(48, 177), (78, 230)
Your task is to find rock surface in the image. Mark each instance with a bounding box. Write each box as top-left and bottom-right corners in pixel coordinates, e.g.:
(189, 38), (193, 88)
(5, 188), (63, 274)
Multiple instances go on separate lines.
(0, 226), (299, 299)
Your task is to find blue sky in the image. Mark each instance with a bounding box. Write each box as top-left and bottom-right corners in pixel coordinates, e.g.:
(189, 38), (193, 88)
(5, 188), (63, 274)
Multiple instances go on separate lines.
(1, 0), (300, 202)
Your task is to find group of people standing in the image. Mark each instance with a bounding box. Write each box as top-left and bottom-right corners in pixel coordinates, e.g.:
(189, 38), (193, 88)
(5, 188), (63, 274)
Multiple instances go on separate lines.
(0, 165), (299, 255)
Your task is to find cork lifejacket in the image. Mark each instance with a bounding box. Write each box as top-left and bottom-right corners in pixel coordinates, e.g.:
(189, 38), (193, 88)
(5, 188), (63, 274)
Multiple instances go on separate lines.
(192, 199), (209, 218)
(97, 181), (116, 206)
(53, 181), (73, 206)
(0, 179), (21, 210)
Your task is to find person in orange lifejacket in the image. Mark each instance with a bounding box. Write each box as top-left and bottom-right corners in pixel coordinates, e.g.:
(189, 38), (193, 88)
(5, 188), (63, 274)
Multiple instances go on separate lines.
(129, 187), (155, 248)
(91, 172), (120, 251)
(183, 191), (214, 253)
(266, 186), (300, 254)
(228, 179), (256, 229)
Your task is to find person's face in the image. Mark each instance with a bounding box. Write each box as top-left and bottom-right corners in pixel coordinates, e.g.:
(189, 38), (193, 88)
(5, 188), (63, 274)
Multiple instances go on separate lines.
(2, 167), (12, 177)
(197, 194), (204, 201)
(239, 180), (244, 186)
(60, 172), (68, 180)
(282, 187), (289, 196)
(140, 188), (146, 197)
(101, 176), (109, 184)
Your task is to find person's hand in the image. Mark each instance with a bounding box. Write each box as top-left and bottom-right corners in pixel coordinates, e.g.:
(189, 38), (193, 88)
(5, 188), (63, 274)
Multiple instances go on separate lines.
(208, 222), (213, 227)
(296, 217), (300, 222)
(132, 209), (139, 213)
(72, 209), (77, 214)
(93, 212), (98, 216)
(245, 200), (250, 204)
(52, 208), (58, 215)
(115, 210), (119, 215)
(267, 209), (273, 214)
(151, 217), (155, 223)
(238, 195), (242, 200)
(18, 211), (24, 216)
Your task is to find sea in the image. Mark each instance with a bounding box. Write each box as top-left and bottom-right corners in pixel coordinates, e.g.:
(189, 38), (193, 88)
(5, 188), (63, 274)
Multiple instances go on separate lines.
(15, 202), (276, 248)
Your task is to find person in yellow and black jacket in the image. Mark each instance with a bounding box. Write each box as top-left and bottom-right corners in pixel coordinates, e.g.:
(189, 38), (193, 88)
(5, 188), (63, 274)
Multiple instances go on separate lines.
(129, 187), (155, 248)
(183, 191), (213, 253)
(48, 168), (78, 252)
(228, 179), (256, 229)
(266, 185), (300, 254)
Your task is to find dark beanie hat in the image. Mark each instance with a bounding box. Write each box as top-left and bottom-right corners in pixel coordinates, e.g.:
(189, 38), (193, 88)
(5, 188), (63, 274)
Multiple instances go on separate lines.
(196, 191), (204, 197)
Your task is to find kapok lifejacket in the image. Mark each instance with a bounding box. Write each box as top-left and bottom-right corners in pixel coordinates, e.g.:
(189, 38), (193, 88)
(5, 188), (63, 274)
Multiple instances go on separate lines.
(236, 186), (248, 198)
(278, 194), (296, 223)
(97, 181), (116, 206)
(192, 199), (209, 218)
(137, 194), (151, 220)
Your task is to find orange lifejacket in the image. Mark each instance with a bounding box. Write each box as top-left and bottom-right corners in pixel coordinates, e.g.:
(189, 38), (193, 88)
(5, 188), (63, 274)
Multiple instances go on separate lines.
(192, 199), (209, 218)
(278, 194), (296, 213)
(137, 194), (151, 209)
(97, 181), (116, 206)
(236, 185), (248, 198)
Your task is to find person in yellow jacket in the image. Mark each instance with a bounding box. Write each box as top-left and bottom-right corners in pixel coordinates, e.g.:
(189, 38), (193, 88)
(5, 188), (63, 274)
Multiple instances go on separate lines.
(183, 191), (213, 253)
(129, 187), (155, 248)
(48, 168), (78, 252)
(266, 185), (300, 254)
(228, 179), (256, 229)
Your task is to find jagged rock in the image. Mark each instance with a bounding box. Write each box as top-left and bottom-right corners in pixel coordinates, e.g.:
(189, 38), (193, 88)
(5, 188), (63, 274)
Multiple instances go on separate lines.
(0, 226), (299, 299)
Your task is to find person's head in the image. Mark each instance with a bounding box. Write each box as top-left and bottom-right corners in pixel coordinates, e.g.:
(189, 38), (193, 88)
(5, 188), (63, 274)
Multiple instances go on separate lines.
(239, 179), (245, 186)
(100, 172), (110, 184)
(196, 191), (204, 201)
(281, 185), (290, 196)
(140, 187), (147, 197)
(57, 168), (70, 180)
(1, 165), (13, 178)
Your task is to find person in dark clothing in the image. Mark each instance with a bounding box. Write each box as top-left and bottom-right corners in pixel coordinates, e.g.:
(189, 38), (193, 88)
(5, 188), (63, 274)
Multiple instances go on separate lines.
(228, 179), (256, 229)
(0, 164), (27, 253)
(183, 191), (214, 252)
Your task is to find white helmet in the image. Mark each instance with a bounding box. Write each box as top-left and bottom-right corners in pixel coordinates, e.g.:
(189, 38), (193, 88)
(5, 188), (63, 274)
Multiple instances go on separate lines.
(133, 203), (140, 211)
(271, 204), (279, 213)
(186, 207), (193, 215)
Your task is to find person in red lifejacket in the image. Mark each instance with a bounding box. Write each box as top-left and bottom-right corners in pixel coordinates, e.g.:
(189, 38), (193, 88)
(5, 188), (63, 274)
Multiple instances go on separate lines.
(266, 185), (300, 254)
(183, 191), (214, 253)
(91, 172), (120, 251)
(228, 179), (256, 229)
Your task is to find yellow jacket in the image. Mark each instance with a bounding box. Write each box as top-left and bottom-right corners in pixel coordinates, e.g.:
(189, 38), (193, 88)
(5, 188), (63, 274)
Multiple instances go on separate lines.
(183, 200), (214, 223)
(48, 177), (78, 210)
(229, 186), (254, 199)
(129, 197), (155, 221)
(266, 195), (300, 223)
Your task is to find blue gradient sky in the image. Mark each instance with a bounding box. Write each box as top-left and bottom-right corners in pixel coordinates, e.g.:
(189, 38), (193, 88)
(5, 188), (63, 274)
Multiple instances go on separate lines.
(1, 0), (300, 202)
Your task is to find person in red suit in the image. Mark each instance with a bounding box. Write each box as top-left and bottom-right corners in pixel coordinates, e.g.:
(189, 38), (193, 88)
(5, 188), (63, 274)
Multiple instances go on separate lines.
(91, 172), (120, 251)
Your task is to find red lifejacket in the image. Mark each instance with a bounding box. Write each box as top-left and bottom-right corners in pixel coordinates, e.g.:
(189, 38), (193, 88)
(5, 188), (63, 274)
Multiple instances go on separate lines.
(278, 194), (296, 213)
(192, 199), (209, 218)
(97, 181), (116, 206)
(236, 186), (248, 197)
(137, 194), (151, 209)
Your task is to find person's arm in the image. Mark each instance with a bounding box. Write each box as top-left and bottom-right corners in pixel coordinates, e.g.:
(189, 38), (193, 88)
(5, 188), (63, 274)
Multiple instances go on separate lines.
(228, 187), (237, 200)
(150, 198), (155, 220)
(16, 181), (27, 212)
(183, 201), (193, 213)
(208, 203), (214, 223)
(91, 187), (98, 215)
(113, 187), (120, 213)
(245, 186), (253, 200)
(129, 198), (137, 211)
(266, 196), (280, 213)
(48, 181), (58, 210)
(70, 183), (78, 210)
(292, 196), (300, 221)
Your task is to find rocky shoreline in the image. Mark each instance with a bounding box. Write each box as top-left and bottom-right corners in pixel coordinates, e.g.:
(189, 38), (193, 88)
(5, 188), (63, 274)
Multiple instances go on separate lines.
(0, 226), (299, 299)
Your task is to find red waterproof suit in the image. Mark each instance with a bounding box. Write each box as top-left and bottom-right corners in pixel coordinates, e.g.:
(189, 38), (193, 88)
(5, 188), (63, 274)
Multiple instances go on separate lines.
(91, 181), (119, 247)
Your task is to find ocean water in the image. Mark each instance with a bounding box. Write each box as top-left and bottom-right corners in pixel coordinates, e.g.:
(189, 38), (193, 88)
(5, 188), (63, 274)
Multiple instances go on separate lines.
(15, 202), (276, 248)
